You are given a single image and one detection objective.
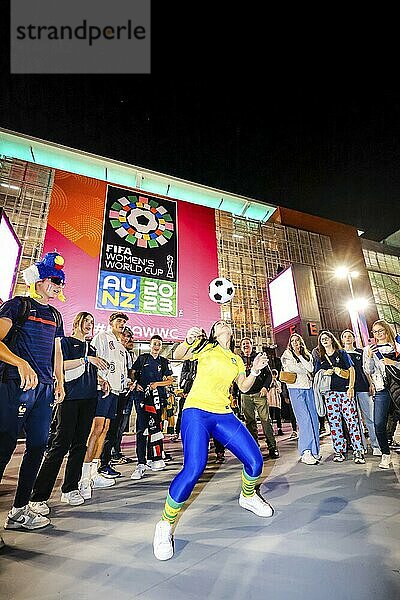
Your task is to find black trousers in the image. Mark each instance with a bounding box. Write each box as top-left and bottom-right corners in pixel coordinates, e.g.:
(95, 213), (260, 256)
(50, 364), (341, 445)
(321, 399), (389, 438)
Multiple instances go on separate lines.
(31, 397), (97, 500)
(100, 393), (128, 468)
(213, 438), (225, 455)
(175, 395), (187, 435)
(269, 406), (282, 429)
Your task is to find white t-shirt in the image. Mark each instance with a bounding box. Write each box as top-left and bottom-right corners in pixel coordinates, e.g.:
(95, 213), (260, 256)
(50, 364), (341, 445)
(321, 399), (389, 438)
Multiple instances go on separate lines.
(91, 329), (128, 394)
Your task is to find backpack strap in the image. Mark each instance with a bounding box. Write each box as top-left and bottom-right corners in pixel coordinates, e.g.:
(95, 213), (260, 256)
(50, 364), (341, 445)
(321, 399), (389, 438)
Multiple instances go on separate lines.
(48, 305), (63, 332)
(1, 296), (32, 382)
(4, 296), (32, 351)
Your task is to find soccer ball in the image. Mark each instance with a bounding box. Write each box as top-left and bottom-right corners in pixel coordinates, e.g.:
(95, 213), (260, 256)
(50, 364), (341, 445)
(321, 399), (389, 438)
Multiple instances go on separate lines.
(208, 277), (235, 304)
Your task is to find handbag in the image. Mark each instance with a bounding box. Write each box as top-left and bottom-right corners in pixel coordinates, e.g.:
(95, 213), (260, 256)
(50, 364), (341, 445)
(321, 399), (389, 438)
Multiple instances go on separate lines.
(64, 342), (88, 382)
(279, 371), (297, 385)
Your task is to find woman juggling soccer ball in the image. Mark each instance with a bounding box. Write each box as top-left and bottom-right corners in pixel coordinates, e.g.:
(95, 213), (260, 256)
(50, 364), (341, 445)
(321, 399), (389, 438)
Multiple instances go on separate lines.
(153, 321), (274, 561)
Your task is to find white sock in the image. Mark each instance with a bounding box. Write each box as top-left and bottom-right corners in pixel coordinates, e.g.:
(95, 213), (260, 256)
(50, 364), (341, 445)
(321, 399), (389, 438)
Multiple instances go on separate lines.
(81, 462), (92, 482)
(90, 460), (100, 477)
(10, 505), (26, 515)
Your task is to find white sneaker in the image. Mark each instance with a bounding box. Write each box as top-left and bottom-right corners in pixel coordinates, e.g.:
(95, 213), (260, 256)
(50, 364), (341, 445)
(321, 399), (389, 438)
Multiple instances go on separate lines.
(90, 473), (115, 489)
(153, 519), (174, 560)
(301, 450), (318, 465)
(372, 447), (382, 456)
(79, 480), (92, 500)
(131, 464), (146, 480)
(378, 454), (392, 469)
(239, 492), (274, 517)
(4, 506), (50, 530)
(61, 490), (85, 506)
(29, 501), (50, 516)
(147, 459), (166, 471)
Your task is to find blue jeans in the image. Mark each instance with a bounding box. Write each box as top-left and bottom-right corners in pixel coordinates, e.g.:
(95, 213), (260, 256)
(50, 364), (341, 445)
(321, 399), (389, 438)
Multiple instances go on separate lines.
(355, 391), (379, 449)
(374, 389), (391, 455)
(0, 380), (53, 508)
(288, 388), (320, 457)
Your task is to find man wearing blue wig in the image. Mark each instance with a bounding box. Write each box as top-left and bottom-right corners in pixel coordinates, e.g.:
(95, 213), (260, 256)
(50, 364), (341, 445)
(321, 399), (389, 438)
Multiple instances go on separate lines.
(0, 251), (65, 533)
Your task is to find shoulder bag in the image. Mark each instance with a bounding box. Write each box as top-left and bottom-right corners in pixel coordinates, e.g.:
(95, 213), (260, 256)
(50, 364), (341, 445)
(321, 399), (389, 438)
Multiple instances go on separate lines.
(325, 353), (349, 379)
(279, 370), (297, 385)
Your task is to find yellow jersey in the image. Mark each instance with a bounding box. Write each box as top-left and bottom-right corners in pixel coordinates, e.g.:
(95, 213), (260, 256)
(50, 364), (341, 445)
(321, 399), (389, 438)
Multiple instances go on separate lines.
(183, 343), (245, 414)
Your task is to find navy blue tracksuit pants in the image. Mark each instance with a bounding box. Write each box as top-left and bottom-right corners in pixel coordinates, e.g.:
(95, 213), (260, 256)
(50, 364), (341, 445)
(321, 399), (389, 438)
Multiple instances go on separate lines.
(0, 380), (53, 508)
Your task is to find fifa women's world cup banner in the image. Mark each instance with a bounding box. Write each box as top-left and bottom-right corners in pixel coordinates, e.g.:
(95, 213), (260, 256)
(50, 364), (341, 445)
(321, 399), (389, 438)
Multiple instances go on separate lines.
(97, 186), (178, 316)
(42, 170), (220, 340)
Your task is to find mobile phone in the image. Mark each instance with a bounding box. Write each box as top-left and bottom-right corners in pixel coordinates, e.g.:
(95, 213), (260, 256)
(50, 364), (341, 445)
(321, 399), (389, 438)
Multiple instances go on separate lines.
(370, 344), (384, 360)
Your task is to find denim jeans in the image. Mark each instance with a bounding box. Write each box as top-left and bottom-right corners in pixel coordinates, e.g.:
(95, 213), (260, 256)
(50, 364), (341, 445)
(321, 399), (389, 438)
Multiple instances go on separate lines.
(373, 389), (391, 455)
(355, 391), (379, 449)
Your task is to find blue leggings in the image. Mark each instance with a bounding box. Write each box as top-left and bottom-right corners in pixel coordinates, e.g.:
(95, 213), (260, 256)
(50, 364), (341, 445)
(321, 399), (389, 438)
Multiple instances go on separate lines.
(169, 408), (263, 503)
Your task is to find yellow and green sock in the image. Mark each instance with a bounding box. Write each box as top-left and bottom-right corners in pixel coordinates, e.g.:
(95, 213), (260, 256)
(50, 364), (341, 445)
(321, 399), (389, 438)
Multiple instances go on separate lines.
(162, 493), (185, 525)
(241, 468), (258, 498)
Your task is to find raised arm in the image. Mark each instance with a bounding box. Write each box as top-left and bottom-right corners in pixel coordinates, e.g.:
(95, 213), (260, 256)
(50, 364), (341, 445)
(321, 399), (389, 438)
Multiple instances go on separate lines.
(173, 327), (204, 360)
(236, 352), (269, 393)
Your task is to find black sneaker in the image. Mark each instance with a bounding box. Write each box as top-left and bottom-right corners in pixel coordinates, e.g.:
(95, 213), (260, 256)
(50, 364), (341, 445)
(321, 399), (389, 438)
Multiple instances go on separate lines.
(269, 448), (280, 459)
(111, 455), (134, 465)
(277, 429), (284, 436)
(353, 451), (366, 464)
(163, 453), (173, 462)
(98, 465), (121, 478)
(215, 453), (225, 464)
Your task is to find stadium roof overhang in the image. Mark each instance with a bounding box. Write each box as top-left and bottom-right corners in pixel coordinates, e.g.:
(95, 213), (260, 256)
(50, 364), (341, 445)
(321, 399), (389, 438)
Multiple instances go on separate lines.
(0, 128), (276, 223)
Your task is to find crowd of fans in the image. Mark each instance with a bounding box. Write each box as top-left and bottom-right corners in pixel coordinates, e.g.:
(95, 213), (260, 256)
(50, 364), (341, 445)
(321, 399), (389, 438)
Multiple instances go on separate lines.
(0, 253), (399, 554)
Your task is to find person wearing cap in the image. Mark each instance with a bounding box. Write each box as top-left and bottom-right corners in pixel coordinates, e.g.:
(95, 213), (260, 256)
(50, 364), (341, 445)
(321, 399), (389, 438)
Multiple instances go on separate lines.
(0, 252), (66, 531)
(82, 312), (133, 487)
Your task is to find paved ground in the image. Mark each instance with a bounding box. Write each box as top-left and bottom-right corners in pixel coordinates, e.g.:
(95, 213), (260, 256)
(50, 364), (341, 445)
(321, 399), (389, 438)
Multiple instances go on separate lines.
(1, 427), (400, 600)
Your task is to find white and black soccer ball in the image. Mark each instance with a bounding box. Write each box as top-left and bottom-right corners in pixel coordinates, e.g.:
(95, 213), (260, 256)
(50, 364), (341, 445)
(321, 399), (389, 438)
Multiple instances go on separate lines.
(208, 277), (235, 304)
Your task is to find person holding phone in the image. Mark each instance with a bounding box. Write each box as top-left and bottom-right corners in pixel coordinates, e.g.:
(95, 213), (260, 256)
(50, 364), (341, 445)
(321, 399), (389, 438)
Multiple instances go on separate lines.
(363, 320), (399, 469)
(281, 333), (319, 465)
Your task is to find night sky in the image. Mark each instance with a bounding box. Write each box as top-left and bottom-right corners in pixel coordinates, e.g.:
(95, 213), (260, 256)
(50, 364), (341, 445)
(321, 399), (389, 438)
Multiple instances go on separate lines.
(1, 10), (400, 242)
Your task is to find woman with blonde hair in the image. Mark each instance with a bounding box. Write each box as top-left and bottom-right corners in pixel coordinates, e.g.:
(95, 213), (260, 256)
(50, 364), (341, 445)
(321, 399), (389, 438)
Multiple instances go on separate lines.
(30, 312), (109, 514)
(281, 334), (319, 464)
(363, 319), (399, 469)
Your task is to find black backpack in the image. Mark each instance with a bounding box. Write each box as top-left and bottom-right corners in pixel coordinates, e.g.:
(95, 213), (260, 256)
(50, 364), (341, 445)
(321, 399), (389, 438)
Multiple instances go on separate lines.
(179, 359), (198, 394)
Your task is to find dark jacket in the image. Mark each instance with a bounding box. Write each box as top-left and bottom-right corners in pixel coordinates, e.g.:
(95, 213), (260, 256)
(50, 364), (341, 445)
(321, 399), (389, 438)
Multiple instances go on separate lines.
(241, 350), (272, 394)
